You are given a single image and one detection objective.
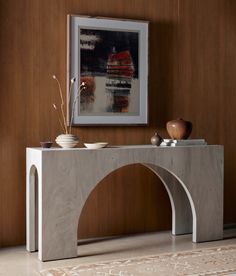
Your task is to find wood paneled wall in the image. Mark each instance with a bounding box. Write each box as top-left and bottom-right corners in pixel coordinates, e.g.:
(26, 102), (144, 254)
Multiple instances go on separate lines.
(0, 0), (235, 246)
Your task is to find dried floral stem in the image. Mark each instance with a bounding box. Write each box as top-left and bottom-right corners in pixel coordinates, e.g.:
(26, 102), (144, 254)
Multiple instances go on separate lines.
(53, 75), (68, 134)
(68, 78), (76, 108)
(69, 85), (85, 134)
(52, 103), (65, 133)
(53, 75), (85, 135)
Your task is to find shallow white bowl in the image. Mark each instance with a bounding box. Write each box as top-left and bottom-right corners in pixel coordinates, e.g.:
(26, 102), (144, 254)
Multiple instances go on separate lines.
(84, 142), (108, 149)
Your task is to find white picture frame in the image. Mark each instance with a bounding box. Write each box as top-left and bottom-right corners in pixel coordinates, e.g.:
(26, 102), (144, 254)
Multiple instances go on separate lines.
(67, 15), (148, 125)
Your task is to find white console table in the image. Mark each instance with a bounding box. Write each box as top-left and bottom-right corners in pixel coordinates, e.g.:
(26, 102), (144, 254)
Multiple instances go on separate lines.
(26, 145), (223, 261)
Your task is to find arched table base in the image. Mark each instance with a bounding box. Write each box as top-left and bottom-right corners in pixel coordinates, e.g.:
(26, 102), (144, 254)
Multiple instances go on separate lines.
(26, 145), (223, 261)
(144, 164), (193, 235)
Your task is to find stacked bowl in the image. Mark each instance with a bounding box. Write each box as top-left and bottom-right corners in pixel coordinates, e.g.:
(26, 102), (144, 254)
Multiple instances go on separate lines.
(55, 134), (79, 148)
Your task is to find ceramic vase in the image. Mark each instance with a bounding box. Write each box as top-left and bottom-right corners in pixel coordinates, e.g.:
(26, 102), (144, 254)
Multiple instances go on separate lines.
(166, 118), (192, 140)
(151, 132), (163, 146)
(55, 134), (79, 148)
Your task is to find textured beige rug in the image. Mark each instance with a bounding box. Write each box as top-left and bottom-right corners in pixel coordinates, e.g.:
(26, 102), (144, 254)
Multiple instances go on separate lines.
(40, 245), (236, 276)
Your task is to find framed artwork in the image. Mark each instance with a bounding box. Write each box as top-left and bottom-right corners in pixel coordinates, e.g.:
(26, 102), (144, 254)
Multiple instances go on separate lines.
(67, 15), (148, 125)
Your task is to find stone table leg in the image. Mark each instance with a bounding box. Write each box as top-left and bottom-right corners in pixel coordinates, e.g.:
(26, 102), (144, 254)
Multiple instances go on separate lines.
(145, 164), (192, 235)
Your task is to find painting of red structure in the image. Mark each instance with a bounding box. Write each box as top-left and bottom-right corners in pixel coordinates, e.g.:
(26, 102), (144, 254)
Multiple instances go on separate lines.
(80, 28), (139, 115)
(68, 16), (148, 125)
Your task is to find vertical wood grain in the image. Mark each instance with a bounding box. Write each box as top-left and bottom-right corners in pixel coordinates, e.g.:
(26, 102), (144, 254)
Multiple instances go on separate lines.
(0, 0), (32, 246)
(176, 0), (236, 224)
(0, 0), (236, 246)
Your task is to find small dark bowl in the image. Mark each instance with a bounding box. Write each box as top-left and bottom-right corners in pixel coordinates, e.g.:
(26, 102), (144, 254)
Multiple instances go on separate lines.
(40, 141), (53, 148)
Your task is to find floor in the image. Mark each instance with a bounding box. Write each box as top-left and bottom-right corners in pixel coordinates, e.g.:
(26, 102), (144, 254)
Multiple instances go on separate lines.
(0, 229), (236, 276)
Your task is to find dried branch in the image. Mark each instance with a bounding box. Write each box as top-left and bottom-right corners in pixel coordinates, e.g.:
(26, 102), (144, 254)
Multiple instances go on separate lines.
(52, 103), (65, 133)
(68, 77), (76, 107)
(69, 83), (85, 134)
(52, 75), (85, 135)
(52, 75), (68, 134)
